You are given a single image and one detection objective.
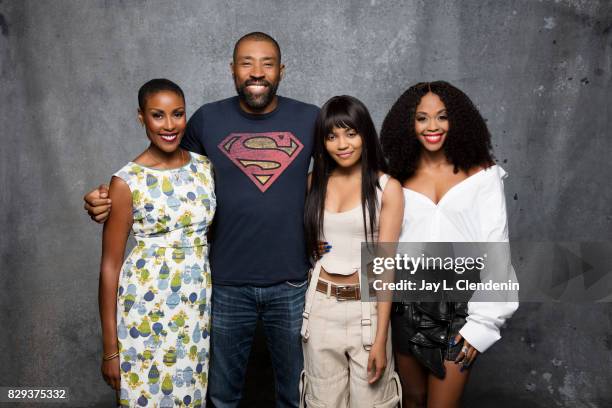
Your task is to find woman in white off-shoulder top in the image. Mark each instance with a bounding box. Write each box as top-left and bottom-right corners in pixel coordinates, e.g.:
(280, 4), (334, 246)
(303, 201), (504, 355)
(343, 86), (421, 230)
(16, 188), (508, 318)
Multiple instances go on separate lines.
(381, 81), (518, 408)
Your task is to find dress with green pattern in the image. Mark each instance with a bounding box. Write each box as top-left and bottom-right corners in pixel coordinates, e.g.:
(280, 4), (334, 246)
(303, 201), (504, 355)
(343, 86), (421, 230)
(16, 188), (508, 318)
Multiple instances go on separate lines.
(113, 152), (215, 407)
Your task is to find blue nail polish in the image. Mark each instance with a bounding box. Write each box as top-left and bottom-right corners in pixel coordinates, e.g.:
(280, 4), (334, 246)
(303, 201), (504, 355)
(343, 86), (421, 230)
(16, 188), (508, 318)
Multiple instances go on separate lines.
(325, 249), (330, 253)
(449, 338), (455, 346)
(460, 366), (465, 373)
(325, 245), (332, 249)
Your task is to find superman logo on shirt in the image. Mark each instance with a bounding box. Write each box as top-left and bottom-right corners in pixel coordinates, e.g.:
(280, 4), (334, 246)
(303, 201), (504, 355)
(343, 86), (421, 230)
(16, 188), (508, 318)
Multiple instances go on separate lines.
(218, 132), (304, 192)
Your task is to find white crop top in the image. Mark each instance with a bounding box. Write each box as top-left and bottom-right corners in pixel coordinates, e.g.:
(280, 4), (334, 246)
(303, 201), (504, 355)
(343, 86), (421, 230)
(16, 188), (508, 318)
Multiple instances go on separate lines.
(319, 174), (390, 275)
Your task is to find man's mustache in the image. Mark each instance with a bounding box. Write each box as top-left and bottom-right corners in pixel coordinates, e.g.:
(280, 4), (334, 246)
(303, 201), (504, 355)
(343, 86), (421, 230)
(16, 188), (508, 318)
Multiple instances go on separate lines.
(243, 79), (271, 87)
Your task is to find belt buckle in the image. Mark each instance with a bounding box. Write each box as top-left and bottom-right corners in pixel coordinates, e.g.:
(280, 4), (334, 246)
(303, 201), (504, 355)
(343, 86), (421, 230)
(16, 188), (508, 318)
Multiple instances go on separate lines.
(335, 285), (354, 301)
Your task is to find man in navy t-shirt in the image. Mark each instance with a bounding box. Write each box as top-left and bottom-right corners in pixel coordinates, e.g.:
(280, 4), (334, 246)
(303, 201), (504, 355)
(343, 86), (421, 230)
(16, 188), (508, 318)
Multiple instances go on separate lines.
(181, 33), (318, 408)
(85, 32), (318, 408)
(181, 95), (317, 287)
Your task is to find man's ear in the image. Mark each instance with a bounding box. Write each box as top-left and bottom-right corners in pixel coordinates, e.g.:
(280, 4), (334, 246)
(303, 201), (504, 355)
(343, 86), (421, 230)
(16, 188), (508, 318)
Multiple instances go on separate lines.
(279, 63), (285, 80)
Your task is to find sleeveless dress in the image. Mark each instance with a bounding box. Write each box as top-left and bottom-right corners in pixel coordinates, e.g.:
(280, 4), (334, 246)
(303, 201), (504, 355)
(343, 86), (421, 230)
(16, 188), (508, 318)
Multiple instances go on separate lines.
(113, 152), (216, 407)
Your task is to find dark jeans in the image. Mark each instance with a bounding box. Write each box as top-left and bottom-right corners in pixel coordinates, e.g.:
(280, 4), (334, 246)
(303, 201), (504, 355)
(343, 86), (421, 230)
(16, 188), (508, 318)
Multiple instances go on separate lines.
(209, 281), (307, 408)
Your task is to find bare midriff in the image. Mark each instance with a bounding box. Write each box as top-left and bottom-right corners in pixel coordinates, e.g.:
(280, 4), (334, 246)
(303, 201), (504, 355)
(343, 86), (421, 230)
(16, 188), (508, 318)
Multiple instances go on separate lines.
(319, 267), (360, 284)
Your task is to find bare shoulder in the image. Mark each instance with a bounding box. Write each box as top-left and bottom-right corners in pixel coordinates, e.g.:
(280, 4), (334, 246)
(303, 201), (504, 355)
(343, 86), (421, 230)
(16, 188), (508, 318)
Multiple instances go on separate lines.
(469, 164), (488, 177)
(381, 176), (403, 201)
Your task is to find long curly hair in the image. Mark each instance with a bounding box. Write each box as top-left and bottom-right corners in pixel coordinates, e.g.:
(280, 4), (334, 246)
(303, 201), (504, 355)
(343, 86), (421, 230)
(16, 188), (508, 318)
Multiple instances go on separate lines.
(380, 81), (494, 182)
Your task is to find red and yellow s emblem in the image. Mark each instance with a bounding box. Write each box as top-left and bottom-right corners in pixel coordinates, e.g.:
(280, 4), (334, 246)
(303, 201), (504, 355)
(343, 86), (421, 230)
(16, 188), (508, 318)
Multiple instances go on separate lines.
(218, 132), (304, 192)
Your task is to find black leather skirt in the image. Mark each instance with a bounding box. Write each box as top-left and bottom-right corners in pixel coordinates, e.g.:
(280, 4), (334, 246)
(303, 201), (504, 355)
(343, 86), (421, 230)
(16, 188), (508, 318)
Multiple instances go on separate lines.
(391, 301), (468, 379)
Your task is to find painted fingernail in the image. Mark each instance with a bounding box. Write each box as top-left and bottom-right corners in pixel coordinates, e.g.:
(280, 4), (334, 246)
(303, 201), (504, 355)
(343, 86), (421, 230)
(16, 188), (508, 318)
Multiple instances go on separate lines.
(325, 249), (330, 253)
(460, 366), (465, 372)
(449, 338), (455, 346)
(325, 245), (332, 249)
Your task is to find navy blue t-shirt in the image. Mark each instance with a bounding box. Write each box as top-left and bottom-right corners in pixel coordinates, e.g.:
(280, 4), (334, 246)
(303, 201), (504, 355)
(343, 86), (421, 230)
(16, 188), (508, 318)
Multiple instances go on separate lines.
(181, 96), (319, 285)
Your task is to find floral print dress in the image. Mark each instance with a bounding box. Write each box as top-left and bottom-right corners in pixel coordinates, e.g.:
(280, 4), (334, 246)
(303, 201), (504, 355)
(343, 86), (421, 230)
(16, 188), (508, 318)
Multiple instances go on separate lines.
(113, 152), (215, 407)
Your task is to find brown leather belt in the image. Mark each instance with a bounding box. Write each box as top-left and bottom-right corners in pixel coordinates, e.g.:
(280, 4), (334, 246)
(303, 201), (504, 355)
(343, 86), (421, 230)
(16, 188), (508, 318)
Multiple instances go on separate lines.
(315, 279), (361, 301)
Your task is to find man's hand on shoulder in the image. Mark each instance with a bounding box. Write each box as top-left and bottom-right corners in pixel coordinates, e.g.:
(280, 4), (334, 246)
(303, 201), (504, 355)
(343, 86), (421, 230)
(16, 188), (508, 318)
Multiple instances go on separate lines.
(84, 184), (111, 223)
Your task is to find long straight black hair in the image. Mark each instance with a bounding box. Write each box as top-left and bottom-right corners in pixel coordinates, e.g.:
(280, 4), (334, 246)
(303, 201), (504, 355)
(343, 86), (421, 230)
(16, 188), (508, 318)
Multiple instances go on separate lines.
(304, 95), (388, 259)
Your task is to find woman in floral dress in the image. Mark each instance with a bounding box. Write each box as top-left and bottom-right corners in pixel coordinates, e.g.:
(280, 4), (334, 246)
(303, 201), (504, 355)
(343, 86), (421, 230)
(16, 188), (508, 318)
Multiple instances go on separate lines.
(99, 78), (215, 407)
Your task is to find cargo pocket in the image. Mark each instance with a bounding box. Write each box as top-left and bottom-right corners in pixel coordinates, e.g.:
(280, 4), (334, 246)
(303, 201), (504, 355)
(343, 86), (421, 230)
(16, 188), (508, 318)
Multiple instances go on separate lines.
(299, 370), (330, 408)
(373, 371), (402, 408)
(305, 394), (327, 408)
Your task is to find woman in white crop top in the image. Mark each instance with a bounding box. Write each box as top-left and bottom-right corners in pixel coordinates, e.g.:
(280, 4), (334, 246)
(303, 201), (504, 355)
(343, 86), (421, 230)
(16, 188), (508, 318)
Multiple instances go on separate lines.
(380, 81), (518, 407)
(299, 96), (404, 407)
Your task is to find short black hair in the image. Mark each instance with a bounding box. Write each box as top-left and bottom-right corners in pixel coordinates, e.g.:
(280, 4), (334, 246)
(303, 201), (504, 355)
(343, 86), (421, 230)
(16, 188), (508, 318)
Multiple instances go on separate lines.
(137, 78), (185, 110)
(233, 32), (281, 62)
(381, 81), (495, 182)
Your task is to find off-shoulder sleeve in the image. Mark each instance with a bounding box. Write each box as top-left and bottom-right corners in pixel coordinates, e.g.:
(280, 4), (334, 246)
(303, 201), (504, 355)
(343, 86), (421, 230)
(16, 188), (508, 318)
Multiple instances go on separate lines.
(479, 166), (509, 242)
(459, 166), (519, 352)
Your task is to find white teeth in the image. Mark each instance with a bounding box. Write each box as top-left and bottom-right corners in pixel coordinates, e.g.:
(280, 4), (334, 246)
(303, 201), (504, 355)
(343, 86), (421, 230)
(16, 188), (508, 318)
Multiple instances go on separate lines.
(161, 134), (177, 141)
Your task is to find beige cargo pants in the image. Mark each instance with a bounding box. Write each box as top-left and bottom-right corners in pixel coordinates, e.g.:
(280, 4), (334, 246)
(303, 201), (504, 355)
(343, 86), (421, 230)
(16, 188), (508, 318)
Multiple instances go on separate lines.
(299, 275), (402, 408)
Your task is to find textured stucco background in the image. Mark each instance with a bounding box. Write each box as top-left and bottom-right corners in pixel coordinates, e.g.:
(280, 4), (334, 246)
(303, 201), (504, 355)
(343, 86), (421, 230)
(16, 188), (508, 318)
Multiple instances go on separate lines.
(1, 0), (611, 407)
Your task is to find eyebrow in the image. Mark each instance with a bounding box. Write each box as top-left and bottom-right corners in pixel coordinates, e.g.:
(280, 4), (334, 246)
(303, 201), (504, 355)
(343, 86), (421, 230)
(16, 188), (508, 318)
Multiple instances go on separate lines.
(238, 56), (277, 61)
(147, 107), (184, 112)
(416, 109), (447, 115)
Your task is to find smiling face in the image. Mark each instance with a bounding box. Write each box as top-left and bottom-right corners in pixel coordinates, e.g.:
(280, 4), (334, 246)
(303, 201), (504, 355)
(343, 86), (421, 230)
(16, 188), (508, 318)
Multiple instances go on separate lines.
(325, 126), (363, 168)
(138, 90), (186, 153)
(232, 38), (284, 113)
(414, 92), (449, 153)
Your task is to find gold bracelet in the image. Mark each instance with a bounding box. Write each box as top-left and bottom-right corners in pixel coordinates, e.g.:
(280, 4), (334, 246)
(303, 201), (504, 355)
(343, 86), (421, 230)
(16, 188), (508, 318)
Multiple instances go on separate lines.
(103, 351), (119, 361)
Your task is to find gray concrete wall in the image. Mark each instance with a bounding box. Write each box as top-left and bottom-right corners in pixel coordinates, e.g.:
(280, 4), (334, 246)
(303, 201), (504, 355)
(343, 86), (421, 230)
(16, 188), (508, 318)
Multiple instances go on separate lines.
(1, 0), (610, 406)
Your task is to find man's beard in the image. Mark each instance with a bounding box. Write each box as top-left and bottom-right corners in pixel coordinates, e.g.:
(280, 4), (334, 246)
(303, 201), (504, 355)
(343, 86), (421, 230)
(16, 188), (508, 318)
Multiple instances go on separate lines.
(236, 79), (279, 111)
